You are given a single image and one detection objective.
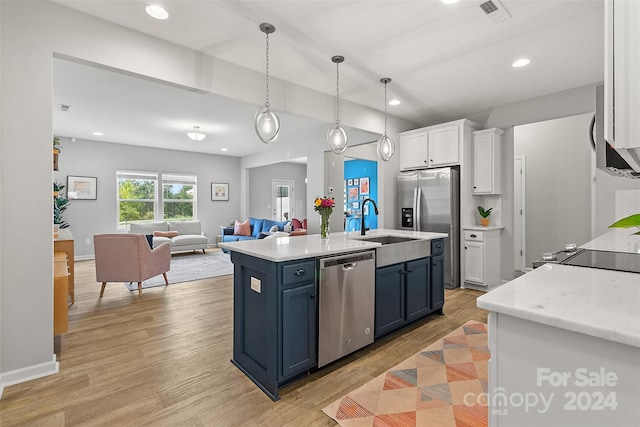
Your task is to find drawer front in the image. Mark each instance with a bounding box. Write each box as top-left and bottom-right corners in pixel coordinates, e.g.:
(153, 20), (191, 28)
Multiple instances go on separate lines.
(464, 230), (485, 241)
(282, 260), (316, 286)
(431, 239), (444, 255)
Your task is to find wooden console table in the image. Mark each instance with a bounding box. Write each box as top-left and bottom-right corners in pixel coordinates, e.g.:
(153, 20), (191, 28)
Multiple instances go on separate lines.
(54, 228), (75, 304)
(53, 251), (69, 335)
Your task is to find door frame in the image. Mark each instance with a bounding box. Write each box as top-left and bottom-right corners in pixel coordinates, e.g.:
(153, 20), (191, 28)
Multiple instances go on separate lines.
(514, 156), (526, 272)
(272, 179), (295, 221)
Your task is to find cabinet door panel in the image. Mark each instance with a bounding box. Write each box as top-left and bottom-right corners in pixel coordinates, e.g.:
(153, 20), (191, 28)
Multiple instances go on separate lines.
(473, 133), (493, 193)
(464, 241), (485, 284)
(431, 254), (444, 309)
(429, 126), (460, 166)
(400, 133), (429, 170)
(281, 282), (317, 380)
(375, 264), (405, 338)
(405, 258), (430, 322)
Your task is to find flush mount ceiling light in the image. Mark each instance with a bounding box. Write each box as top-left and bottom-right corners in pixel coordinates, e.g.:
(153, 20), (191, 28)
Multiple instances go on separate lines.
(186, 126), (206, 141)
(389, 99), (401, 106)
(254, 23), (280, 144)
(92, 131), (103, 136)
(512, 58), (531, 68)
(145, 4), (169, 20)
(327, 55), (348, 154)
(376, 78), (396, 162)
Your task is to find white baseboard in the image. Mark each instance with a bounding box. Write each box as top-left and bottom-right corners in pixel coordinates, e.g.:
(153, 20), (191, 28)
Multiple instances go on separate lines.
(0, 355), (59, 399)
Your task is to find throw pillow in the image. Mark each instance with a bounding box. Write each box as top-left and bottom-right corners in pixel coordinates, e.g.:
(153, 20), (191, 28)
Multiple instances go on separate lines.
(284, 222), (293, 233)
(144, 234), (154, 249)
(292, 218), (303, 230)
(153, 230), (179, 238)
(234, 219), (251, 236)
(269, 224), (279, 232)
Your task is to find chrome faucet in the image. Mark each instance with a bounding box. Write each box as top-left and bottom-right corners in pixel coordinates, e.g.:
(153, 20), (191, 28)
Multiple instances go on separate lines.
(361, 198), (379, 235)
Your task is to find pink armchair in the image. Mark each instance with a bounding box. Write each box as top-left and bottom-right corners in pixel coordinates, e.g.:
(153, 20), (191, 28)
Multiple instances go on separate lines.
(94, 234), (171, 297)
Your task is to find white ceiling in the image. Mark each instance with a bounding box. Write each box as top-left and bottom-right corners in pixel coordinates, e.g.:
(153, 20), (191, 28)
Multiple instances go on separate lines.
(51, 0), (604, 157)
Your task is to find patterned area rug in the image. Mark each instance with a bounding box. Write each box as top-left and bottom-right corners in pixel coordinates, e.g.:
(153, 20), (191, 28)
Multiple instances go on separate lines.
(124, 250), (233, 291)
(322, 321), (488, 427)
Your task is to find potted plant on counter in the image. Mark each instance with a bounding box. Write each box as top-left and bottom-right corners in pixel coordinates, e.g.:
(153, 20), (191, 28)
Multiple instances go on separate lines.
(478, 205), (492, 227)
(609, 213), (640, 235)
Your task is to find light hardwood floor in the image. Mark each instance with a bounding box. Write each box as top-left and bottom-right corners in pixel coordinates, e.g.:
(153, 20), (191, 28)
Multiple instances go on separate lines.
(0, 250), (488, 426)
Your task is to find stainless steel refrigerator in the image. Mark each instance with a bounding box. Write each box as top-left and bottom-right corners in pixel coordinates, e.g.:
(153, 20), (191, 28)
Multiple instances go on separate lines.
(397, 167), (460, 289)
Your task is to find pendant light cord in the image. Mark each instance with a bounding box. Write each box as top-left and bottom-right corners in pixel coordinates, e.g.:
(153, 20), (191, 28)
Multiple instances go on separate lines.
(335, 61), (340, 125)
(383, 81), (388, 137)
(265, 32), (270, 109)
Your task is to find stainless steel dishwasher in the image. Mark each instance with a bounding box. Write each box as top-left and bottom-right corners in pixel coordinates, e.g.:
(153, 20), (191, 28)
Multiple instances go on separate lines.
(317, 250), (376, 367)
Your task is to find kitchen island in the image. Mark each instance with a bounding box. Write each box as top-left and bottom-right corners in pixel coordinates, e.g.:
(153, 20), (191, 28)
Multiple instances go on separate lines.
(477, 229), (640, 426)
(219, 229), (446, 400)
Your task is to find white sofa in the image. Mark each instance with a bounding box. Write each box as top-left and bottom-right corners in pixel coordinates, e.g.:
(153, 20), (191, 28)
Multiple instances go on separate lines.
(129, 220), (208, 254)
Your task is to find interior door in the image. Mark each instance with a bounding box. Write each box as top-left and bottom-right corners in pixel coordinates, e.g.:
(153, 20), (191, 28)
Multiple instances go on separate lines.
(272, 179), (294, 221)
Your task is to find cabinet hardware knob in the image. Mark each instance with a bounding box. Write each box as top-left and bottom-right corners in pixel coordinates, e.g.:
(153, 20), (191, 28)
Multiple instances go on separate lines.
(295, 269), (305, 276)
(470, 234), (477, 238)
(310, 294), (315, 299)
(465, 246), (468, 250)
(473, 186), (477, 189)
(406, 269), (412, 274)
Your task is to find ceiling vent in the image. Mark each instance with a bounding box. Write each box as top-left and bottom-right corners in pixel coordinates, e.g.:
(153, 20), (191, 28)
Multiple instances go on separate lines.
(479, 0), (511, 23)
(58, 104), (71, 112)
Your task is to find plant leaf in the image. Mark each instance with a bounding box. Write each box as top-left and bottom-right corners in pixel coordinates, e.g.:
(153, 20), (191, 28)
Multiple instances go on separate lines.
(609, 214), (640, 228)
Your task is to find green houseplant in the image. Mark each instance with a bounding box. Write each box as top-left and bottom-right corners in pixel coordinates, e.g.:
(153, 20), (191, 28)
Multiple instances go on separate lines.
(609, 213), (640, 235)
(54, 181), (70, 229)
(478, 205), (492, 227)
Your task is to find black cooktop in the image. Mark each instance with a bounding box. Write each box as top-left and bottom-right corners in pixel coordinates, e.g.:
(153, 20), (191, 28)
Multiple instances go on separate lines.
(561, 249), (640, 274)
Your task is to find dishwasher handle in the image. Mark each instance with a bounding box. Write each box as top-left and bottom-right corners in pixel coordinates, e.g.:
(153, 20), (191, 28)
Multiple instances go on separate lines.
(319, 250), (375, 268)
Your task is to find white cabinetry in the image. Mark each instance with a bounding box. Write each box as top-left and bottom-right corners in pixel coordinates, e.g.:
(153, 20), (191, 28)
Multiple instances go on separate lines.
(399, 120), (480, 170)
(463, 228), (501, 288)
(472, 128), (503, 194)
(605, 0), (640, 171)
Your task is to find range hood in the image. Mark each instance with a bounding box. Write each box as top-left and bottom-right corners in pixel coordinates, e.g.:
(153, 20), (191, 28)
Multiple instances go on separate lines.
(595, 85), (640, 179)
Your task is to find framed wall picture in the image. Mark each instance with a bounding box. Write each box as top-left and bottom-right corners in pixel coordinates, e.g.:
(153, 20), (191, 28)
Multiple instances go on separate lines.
(363, 204), (369, 216)
(353, 178), (359, 186)
(359, 177), (370, 195)
(211, 182), (229, 201)
(347, 179), (353, 186)
(352, 201), (359, 210)
(67, 175), (97, 200)
(348, 187), (359, 201)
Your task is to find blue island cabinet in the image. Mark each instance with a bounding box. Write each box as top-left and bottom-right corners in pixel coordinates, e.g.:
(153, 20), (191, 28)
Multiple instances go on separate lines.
(230, 252), (317, 401)
(374, 238), (445, 339)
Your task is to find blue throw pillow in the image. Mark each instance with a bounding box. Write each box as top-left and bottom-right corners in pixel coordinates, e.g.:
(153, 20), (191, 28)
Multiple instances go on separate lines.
(145, 234), (154, 249)
(261, 219), (277, 233)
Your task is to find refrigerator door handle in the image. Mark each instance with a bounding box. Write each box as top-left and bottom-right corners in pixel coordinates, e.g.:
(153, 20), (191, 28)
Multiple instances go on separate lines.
(414, 187), (422, 232)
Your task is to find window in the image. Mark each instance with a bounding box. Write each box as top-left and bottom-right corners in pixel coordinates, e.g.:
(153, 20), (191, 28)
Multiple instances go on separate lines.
(117, 171), (197, 228)
(162, 173), (196, 221)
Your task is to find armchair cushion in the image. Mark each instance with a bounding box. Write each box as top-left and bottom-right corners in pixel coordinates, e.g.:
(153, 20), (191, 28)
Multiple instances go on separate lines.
(249, 217), (264, 238)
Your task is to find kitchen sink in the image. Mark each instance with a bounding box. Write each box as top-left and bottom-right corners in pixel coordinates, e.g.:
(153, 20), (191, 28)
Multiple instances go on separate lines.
(351, 235), (431, 267)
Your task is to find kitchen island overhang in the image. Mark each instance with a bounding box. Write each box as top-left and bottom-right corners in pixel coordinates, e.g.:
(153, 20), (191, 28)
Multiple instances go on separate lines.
(477, 229), (640, 426)
(219, 229), (447, 400)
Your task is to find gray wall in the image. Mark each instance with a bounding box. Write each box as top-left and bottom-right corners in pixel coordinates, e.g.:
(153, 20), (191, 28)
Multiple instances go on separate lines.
(514, 113), (593, 267)
(54, 138), (241, 258)
(248, 162), (307, 221)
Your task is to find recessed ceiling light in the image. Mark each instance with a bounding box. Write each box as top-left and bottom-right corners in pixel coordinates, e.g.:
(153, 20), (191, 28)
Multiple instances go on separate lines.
(389, 99), (401, 106)
(441, 0), (460, 4)
(145, 4), (169, 20)
(512, 58), (531, 68)
(92, 131), (103, 136)
(221, 148), (229, 152)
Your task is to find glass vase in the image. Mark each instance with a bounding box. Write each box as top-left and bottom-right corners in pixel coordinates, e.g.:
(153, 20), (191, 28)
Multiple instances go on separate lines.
(320, 217), (330, 239)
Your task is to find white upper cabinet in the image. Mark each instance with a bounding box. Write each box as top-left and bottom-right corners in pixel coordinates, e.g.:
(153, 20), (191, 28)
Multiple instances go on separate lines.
(472, 128), (503, 194)
(400, 120), (480, 170)
(605, 0), (640, 171)
(399, 132), (429, 169)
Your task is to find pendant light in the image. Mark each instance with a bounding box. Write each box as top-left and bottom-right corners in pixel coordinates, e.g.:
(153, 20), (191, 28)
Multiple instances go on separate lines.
(254, 23), (280, 144)
(186, 126), (206, 141)
(327, 55), (348, 154)
(376, 77), (396, 161)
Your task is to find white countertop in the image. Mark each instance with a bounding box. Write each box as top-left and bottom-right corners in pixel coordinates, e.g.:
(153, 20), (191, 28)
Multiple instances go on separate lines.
(218, 229), (447, 262)
(477, 229), (640, 348)
(580, 228), (640, 253)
